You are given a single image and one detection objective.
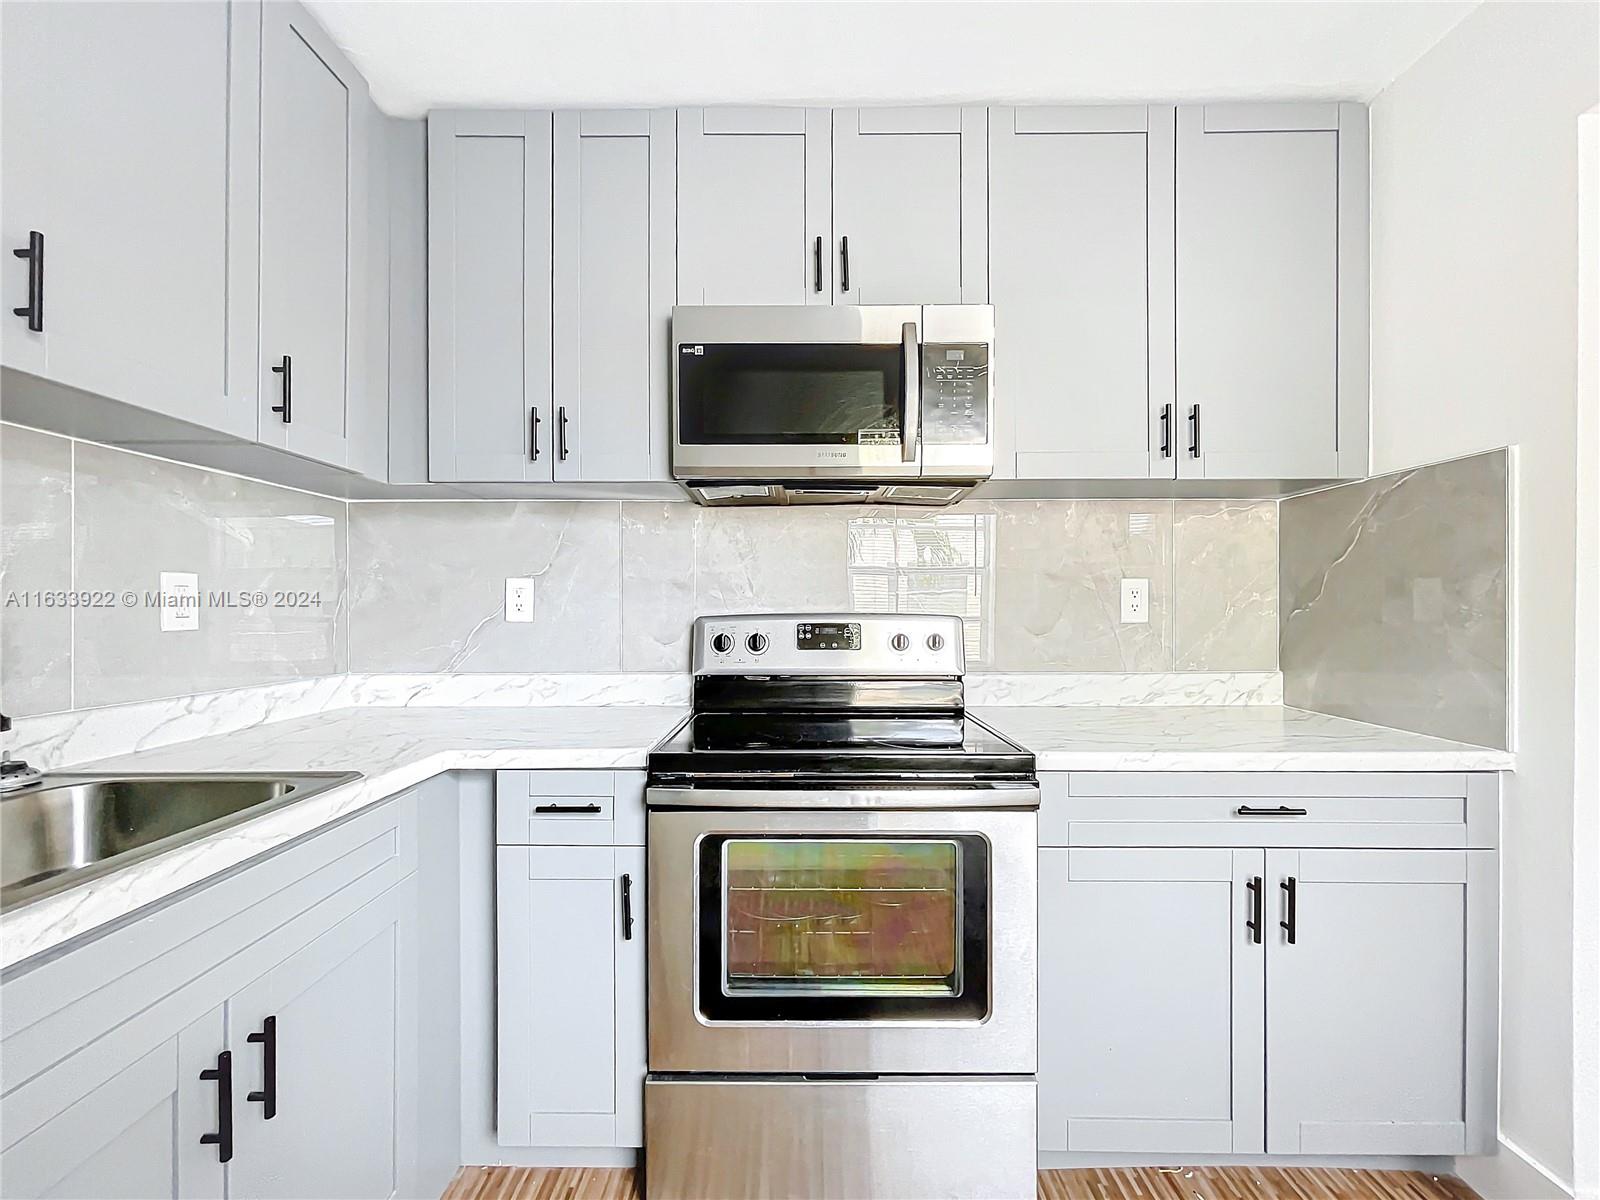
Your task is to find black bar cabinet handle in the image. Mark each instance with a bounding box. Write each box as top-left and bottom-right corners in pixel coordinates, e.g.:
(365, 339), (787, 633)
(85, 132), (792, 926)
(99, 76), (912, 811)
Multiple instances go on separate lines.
(271, 355), (292, 423)
(534, 802), (602, 814)
(246, 1015), (277, 1120)
(1188, 403), (1200, 458)
(1236, 805), (1309, 817)
(840, 235), (850, 294)
(1159, 403), (1173, 458)
(199, 1050), (234, 1163)
(1280, 876), (1297, 944)
(12, 230), (43, 331)
(813, 236), (823, 294)
(557, 406), (569, 461)
(620, 872), (635, 941)
(1245, 876), (1263, 944)
(530, 406), (541, 462)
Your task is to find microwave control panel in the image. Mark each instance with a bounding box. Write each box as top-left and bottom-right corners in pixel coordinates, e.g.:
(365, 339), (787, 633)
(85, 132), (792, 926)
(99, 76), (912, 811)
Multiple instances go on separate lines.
(921, 344), (990, 446)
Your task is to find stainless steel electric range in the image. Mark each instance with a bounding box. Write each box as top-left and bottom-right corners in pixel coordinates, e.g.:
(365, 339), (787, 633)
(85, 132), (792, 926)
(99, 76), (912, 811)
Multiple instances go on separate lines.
(645, 613), (1039, 1200)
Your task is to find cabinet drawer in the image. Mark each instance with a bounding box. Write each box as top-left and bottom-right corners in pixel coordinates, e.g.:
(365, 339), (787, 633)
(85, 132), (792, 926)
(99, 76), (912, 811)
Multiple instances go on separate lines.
(1040, 773), (1496, 850)
(495, 771), (646, 846)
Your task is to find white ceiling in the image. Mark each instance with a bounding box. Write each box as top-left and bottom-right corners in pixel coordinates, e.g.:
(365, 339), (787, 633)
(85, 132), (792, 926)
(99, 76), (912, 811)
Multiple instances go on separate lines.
(305, 0), (1479, 119)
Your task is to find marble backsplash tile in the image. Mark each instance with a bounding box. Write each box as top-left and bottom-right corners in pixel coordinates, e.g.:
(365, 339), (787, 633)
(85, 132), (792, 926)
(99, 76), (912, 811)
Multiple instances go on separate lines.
(1, 425), (73, 714)
(1280, 450), (1509, 749)
(349, 497), (1281, 675)
(1, 422), (347, 717)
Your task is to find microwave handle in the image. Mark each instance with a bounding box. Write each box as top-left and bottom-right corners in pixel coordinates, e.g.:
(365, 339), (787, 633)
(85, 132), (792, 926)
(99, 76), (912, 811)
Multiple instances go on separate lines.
(901, 321), (920, 463)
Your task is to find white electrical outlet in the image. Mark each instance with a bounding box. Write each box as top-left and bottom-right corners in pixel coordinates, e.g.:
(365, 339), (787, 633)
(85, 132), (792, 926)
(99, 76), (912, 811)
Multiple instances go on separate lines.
(159, 572), (200, 632)
(1121, 577), (1149, 625)
(505, 578), (535, 623)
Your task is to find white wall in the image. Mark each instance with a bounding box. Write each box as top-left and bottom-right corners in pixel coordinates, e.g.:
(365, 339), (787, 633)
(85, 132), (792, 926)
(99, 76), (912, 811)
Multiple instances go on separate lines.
(1369, 4), (1599, 1196)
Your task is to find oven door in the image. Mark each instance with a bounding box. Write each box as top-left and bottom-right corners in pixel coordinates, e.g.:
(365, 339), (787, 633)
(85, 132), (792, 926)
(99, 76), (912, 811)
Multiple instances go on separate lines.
(671, 305), (924, 480)
(647, 805), (1036, 1075)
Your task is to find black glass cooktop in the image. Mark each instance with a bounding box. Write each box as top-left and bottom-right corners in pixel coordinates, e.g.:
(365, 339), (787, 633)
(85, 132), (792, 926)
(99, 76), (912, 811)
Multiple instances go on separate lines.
(647, 711), (1034, 780)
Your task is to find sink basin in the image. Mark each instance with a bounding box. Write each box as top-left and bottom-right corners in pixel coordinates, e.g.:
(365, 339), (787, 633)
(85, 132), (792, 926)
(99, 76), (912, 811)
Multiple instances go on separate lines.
(0, 772), (361, 912)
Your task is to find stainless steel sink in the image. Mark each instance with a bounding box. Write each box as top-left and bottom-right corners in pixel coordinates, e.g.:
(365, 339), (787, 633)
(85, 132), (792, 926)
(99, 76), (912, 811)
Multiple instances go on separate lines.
(0, 772), (361, 912)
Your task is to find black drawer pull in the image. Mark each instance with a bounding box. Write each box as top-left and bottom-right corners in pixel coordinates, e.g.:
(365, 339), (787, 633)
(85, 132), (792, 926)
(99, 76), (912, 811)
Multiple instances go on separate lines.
(534, 802), (602, 815)
(620, 872), (635, 941)
(840, 235), (850, 293)
(12, 230), (43, 331)
(1235, 805), (1309, 817)
(1280, 876), (1298, 944)
(1245, 876), (1262, 944)
(271, 354), (292, 423)
(557, 406), (569, 460)
(1159, 403), (1173, 458)
(199, 1050), (233, 1163)
(246, 1015), (277, 1119)
(813, 236), (823, 293)
(1188, 403), (1200, 458)
(530, 406), (541, 461)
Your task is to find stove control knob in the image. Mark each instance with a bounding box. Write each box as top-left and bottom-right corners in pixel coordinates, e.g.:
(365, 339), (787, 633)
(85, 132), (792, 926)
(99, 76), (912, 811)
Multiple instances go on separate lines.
(746, 633), (769, 655)
(890, 632), (911, 652)
(926, 632), (946, 652)
(710, 632), (734, 655)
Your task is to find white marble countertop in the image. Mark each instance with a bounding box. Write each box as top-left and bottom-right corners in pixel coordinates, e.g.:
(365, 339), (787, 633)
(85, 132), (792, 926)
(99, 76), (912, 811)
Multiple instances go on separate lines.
(2, 698), (1511, 970)
(0, 706), (688, 970)
(974, 704), (1515, 773)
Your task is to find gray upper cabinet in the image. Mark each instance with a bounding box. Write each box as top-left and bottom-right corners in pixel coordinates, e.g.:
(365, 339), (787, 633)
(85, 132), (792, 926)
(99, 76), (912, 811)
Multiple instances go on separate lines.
(1176, 103), (1368, 481)
(552, 110), (676, 482)
(0, 0), (257, 438)
(990, 106), (1176, 480)
(1039, 847), (1263, 1154)
(257, 0), (370, 470)
(428, 110), (554, 482)
(677, 107), (832, 305)
(832, 107), (987, 305)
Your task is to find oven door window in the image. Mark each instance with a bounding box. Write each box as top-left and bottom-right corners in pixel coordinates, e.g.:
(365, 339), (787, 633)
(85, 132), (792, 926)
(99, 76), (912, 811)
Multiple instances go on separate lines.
(697, 835), (990, 1022)
(677, 343), (906, 446)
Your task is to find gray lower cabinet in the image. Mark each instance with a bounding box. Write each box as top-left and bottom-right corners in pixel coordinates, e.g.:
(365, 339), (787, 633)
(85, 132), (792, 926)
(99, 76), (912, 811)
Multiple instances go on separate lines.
(494, 771), (646, 1149)
(0, 793), (421, 1199)
(1176, 103), (1368, 481)
(676, 107), (833, 305)
(1039, 847), (1263, 1154)
(1038, 773), (1496, 1158)
(256, 0), (372, 470)
(0, 0), (257, 439)
(989, 105), (1176, 481)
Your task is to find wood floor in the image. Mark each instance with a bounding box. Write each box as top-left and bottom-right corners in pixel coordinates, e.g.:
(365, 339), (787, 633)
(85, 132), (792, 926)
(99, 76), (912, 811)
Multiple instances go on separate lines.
(442, 1165), (1481, 1200)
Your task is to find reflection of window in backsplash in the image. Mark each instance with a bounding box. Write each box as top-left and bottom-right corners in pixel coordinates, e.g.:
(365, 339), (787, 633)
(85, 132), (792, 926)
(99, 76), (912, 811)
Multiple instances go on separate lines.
(846, 513), (996, 663)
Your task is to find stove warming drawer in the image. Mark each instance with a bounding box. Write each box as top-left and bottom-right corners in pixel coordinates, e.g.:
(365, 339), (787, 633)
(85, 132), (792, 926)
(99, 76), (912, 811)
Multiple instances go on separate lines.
(645, 1075), (1036, 1200)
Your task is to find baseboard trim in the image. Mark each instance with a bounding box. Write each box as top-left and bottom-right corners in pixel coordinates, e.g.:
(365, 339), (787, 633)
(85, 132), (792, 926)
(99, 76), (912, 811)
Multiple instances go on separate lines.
(1037, 1152), (1453, 1172)
(1457, 1137), (1574, 1200)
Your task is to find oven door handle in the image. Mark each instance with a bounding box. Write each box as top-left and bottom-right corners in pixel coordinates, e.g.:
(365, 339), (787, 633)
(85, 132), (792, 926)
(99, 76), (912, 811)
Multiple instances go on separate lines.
(645, 783), (1039, 810)
(901, 321), (921, 464)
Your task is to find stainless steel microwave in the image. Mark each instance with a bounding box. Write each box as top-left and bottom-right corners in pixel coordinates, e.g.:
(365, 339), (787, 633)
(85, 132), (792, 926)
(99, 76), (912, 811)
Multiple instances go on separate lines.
(670, 305), (995, 506)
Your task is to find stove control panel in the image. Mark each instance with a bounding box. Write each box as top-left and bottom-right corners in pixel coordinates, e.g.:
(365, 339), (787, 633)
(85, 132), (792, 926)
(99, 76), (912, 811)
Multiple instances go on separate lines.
(692, 613), (965, 676)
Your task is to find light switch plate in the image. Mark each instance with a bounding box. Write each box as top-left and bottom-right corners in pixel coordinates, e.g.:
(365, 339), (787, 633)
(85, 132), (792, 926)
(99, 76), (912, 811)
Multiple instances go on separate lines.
(505, 578), (535, 623)
(159, 572), (199, 632)
(1120, 577), (1149, 625)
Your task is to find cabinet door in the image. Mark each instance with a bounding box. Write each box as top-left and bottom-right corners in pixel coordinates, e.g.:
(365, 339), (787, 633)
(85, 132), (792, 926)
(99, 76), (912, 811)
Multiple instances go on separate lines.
(0, 0), (256, 436)
(0, 1007), (225, 1200)
(677, 107), (831, 304)
(428, 110), (554, 482)
(1266, 849), (1472, 1155)
(1039, 847), (1264, 1154)
(229, 883), (407, 1200)
(258, 0), (368, 468)
(552, 110), (675, 482)
(497, 845), (644, 1147)
(1176, 104), (1367, 480)
(990, 106), (1175, 480)
(832, 107), (986, 305)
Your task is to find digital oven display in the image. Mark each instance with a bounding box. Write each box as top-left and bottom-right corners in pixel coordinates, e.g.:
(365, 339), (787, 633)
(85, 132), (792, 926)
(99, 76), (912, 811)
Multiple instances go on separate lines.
(795, 621), (861, 651)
